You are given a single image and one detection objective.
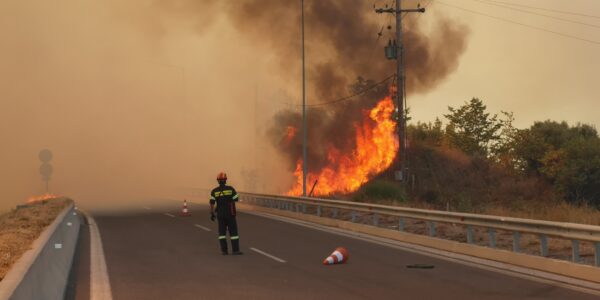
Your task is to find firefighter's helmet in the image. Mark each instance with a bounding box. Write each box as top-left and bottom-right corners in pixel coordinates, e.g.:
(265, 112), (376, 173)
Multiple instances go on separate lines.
(217, 172), (227, 182)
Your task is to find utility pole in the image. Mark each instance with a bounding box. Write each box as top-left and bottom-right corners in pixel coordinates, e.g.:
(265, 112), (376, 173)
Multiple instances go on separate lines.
(301, 0), (308, 197)
(376, 0), (425, 182)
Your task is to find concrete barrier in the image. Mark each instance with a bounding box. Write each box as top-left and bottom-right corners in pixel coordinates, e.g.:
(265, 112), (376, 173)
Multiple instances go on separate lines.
(0, 203), (81, 300)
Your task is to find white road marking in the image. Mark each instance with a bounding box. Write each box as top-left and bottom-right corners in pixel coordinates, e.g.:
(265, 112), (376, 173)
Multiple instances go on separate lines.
(194, 224), (211, 231)
(88, 215), (114, 300)
(245, 210), (600, 297)
(143, 206), (152, 210)
(164, 213), (175, 218)
(250, 247), (286, 263)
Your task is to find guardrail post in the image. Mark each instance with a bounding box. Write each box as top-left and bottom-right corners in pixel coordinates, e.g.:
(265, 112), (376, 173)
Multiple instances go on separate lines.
(332, 208), (338, 219)
(428, 221), (436, 237)
(488, 228), (496, 248)
(303, 204), (307, 213)
(513, 231), (521, 253)
(572, 240), (580, 263)
(539, 235), (548, 257)
(466, 225), (474, 244)
(351, 211), (357, 223)
(595, 242), (600, 267)
(317, 205), (321, 217)
(398, 218), (405, 231)
(373, 214), (379, 226)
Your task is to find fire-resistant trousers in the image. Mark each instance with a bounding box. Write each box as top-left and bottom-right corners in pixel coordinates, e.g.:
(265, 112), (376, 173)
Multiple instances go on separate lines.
(217, 215), (239, 253)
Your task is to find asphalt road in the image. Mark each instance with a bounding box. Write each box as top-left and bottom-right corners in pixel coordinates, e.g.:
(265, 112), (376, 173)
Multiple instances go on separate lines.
(67, 202), (599, 300)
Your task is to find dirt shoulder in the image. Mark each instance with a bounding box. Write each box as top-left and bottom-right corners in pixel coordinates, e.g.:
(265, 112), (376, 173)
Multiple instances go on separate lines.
(0, 198), (71, 281)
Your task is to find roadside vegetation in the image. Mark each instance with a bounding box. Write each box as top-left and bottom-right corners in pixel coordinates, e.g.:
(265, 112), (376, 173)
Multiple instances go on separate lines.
(351, 98), (600, 225)
(0, 198), (70, 281)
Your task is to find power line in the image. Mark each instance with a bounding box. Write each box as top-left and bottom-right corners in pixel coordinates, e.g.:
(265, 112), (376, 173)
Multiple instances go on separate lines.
(280, 74), (395, 108)
(435, 0), (600, 46)
(480, 0), (600, 20)
(404, 0), (433, 26)
(472, 0), (600, 29)
(305, 73), (395, 107)
(399, 0), (435, 18)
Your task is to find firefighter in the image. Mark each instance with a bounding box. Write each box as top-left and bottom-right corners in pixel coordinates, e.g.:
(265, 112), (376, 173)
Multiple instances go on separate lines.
(209, 172), (243, 255)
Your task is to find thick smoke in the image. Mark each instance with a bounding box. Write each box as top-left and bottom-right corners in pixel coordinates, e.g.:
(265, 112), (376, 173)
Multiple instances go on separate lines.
(0, 0), (470, 211)
(115, 0), (470, 176)
(223, 1), (470, 173)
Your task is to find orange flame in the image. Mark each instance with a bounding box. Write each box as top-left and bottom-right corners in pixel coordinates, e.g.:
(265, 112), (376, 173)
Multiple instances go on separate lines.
(288, 95), (398, 196)
(26, 193), (60, 204)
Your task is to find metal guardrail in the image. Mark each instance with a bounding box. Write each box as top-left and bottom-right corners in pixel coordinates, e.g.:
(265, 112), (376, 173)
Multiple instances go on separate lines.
(240, 192), (600, 267)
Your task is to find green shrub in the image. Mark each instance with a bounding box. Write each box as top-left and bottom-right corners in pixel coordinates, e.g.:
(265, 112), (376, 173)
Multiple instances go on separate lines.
(353, 179), (406, 203)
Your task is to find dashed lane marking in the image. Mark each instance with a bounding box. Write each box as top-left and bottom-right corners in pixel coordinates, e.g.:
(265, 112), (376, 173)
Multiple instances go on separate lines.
(164, 213), (175, 218)
(194, 224), (211, 231)
(250, 247), (287, 263)
(143, 206), (152, 210)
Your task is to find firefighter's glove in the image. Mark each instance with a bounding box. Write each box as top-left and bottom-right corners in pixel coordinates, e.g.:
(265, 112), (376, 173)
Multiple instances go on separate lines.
(210, 212), (216, 222)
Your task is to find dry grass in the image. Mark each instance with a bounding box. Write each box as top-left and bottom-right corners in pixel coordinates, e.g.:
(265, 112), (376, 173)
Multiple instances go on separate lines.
(483, 201), (600, 226)
(0, 198), (70, 281)
(324, 207), (599, 265)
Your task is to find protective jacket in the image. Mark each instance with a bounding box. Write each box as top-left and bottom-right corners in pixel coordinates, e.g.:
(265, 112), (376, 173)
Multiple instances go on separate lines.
(209, 185), (239, 217)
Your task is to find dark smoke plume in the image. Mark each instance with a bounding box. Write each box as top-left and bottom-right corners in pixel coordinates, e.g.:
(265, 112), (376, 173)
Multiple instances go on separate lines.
(225, 1), (469, 173)
(148, 0), (470, 174)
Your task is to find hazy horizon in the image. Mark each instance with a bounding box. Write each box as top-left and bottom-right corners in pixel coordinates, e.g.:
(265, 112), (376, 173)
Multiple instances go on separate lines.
(2, 0), (598, 211)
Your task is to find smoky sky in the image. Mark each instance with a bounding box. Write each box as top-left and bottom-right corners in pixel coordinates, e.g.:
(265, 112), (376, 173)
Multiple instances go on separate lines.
(219, 0), (470, 172)
(0, 0), (470, 210)
(115, 0), (471, 174)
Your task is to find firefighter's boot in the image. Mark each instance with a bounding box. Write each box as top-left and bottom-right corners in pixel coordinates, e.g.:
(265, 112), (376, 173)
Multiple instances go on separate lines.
(231, 238), (242, 255)
(219, 238), (228, 255)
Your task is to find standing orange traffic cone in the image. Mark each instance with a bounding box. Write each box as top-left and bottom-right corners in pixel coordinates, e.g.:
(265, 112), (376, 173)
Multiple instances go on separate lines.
(181, 199), (191, 216)
(323, 247), (348, 265)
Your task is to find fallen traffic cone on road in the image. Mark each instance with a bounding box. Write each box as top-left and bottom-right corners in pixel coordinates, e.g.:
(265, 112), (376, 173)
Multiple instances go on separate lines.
(181, 199), (191, 216)
(323, 247), (348, 265)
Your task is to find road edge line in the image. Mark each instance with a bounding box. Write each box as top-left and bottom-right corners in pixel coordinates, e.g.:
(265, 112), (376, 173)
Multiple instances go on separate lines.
(242, 209), (600, 296)
(87, 215), (113, 300)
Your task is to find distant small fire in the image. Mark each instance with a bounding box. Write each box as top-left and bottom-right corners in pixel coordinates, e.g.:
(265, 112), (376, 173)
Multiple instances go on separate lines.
(27, 193), (60, 204)
(288, 95), (399, 196)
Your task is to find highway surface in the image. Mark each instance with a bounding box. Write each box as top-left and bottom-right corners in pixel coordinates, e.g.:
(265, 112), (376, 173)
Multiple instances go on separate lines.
(66, 202), (599, 299)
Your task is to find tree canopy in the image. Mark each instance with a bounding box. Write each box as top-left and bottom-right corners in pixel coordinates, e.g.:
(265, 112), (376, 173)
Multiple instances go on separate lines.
(408, 98), (600, 206)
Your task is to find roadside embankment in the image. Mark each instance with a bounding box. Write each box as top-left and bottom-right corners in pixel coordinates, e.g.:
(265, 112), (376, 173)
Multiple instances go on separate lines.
(0, 198), (80, 299)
